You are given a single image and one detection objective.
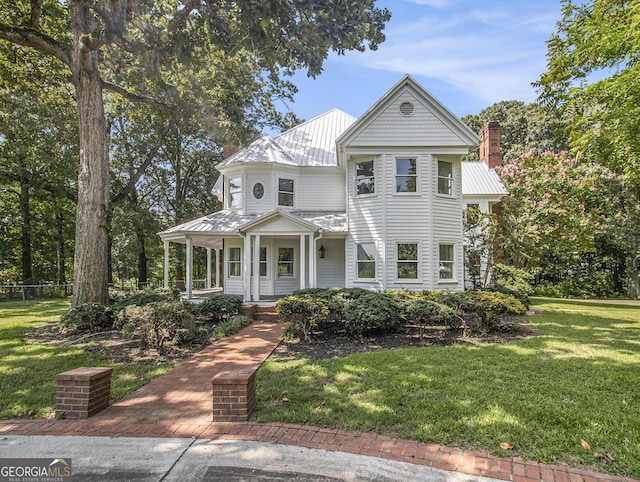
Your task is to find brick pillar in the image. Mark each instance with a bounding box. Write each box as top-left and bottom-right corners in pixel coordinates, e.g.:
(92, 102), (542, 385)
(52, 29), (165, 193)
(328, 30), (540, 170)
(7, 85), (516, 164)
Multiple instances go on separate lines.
(212, 369), (256, 422)
(55, 367), (112, 419)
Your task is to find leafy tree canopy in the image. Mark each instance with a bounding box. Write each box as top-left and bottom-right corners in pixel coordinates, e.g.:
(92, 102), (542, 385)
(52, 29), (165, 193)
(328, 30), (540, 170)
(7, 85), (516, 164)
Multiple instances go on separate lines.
(536, 0), (640, 182)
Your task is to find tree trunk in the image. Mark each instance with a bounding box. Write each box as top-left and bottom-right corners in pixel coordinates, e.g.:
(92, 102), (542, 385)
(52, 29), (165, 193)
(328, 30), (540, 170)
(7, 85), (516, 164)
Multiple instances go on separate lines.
(70, 2), (110, 306)
(53, 203), (66, 285)
(626, 184), (640, 299)
(19, 181), (33, 285)
(137, 226), (148, 289)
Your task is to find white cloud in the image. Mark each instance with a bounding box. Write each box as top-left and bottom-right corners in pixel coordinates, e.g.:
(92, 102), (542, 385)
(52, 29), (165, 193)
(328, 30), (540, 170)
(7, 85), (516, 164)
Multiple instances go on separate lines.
(404, 0), (454, 8)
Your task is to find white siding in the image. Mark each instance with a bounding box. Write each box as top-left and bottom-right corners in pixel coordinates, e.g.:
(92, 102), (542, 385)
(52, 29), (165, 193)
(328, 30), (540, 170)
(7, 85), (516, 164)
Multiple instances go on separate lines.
(245, 171), (273, 214)
(316, 239), (346, 288)
(296, 170), (345, 211)
(223, 241), (244, 296)
(349, 91), (466, 147)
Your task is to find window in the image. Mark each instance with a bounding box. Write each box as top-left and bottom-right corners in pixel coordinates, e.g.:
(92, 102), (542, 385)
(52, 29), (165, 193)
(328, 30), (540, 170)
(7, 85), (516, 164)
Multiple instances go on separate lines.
(228, 247), (241, 277)
(439, 244), (455, 280)
(397, 243), (418, 279)
(229, 177), (242, 208)
(396, 158), (417, 192)
(278, 178), (294, 207)
(251, 247), (267, 277)
(356, 160), (375, 195)
(356, 243), (376, 279)
(437, 160), (453, 195)
(278, 247), (294, 277)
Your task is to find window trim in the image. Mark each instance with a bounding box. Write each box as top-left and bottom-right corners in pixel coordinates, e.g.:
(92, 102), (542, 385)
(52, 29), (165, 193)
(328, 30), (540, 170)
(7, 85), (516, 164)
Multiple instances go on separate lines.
(251, 246), (268, 278)
(355, 159), (376, 197)
(395, 157), (418, 194)
(278, 177), (295, 207)
(438, 243), (456, 282)
(437, 160), (454, 197)
(396, 241), (421, 282)
(277, 247), (295, 278)
(355, 242), (377, 281)
(228, 176), (243, 209)
(228, 247), (242, 278)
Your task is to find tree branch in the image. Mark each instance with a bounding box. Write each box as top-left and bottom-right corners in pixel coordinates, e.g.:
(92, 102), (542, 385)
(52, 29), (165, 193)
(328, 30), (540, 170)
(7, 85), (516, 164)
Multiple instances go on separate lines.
(100, 79), (176, 112)
(167, 0), (201, 33)
(30, 0), (44, 28)
(0, 24), (71, 66)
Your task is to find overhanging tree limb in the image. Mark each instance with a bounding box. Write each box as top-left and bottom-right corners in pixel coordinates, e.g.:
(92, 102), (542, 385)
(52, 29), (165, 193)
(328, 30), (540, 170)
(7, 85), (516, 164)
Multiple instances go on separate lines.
(0, 24), (70, 66)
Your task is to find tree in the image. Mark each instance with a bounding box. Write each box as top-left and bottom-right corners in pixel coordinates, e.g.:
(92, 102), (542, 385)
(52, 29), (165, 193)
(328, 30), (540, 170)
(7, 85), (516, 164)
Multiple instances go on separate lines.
(536, 0), (640, 296)
(0, 1), (390, 305)
(0, 44), (77, 287)
(462, 101), (567, 162)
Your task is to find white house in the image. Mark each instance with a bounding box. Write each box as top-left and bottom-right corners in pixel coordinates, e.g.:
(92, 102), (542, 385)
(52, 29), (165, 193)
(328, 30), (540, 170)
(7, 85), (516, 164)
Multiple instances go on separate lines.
(159, 75), (507, 301)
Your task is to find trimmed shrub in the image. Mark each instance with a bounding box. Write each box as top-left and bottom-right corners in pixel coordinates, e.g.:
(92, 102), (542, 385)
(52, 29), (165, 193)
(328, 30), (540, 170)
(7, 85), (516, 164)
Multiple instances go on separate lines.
(437, 290), (479, 315)
(473, 291), (527, 332)
(118, 301), (198, 350)
(196, 295), (243, 324)
(276, 295), (329, 342)
(342, 292), (400, 336)
(402, 298), (460, 337)
(60, 303), (114, 334)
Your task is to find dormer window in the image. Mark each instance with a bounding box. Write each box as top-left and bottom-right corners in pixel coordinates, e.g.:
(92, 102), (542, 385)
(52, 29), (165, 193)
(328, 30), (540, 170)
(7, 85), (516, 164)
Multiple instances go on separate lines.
(229, 177), (242, 208)
(278, 178), (294, 207)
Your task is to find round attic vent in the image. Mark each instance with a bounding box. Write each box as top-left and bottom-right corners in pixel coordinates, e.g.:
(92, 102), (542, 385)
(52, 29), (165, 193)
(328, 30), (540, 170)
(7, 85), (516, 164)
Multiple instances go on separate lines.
(399, 102), (414, 116)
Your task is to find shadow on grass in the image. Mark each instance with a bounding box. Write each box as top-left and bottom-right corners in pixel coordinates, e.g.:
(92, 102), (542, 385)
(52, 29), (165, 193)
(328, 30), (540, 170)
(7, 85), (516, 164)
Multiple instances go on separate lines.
(257, 302), (640, 478)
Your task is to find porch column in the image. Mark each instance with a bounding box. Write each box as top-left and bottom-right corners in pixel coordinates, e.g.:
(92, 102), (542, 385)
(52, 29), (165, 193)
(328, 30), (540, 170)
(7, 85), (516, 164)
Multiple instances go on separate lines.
(215, 249), (220, 288)
(253, 234), (261, 302)
(163, 240), (169, 288)
(309, 236), (316, 289)
(299, 234), (306, 291)
(243, 235), (251, 302)
(186, 237), (193, 299)
(206, 248), (212, 290)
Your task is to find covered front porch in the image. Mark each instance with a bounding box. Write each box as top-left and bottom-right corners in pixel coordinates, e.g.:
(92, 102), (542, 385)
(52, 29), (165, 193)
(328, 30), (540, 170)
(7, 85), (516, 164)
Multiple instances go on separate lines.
(159, 209), (347, 302)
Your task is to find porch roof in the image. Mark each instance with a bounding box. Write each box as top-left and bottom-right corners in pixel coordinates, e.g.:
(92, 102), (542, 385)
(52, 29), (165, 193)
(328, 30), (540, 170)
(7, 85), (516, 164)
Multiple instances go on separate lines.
(159, 209), (347, 242)
(461, 161), (508, 197)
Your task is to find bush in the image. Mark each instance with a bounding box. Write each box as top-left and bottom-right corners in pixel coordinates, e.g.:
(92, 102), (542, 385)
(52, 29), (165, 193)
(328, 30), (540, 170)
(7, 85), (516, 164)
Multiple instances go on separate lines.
(118, 301), (198, 350)
(436, 290), (479, 315)
(112, 287), (179, 309)
(473, 291), (527, 332)
(60, 303), (114, 334)
(402, 298), (460, 337)
(342, 292), (400, 336)
(196, 295), (243, 324)
(212, 315), (254, 340)
(491, 264), (534, 306)
(276, 295), (329, 342)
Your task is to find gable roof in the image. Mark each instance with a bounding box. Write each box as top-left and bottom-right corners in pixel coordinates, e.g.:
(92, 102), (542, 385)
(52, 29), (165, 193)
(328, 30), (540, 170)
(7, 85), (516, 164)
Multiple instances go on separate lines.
(461, 162), (508, 196)
(337, 74), (480, 148)
(217, 109), (356, 170)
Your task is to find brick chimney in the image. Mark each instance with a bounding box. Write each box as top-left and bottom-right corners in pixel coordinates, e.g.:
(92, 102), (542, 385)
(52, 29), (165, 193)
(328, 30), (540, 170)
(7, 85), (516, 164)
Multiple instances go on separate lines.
(223, 144), (242, 159)
(479, 122), (501, 169)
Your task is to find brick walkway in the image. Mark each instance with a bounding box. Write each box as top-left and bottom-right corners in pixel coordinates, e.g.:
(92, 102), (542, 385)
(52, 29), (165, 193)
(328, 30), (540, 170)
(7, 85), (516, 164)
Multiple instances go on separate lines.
(0, 321), (636, 482)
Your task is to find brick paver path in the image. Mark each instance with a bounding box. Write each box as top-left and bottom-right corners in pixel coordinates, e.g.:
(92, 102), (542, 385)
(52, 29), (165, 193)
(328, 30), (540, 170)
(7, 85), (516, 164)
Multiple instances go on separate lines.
(0, 321), (636, 482)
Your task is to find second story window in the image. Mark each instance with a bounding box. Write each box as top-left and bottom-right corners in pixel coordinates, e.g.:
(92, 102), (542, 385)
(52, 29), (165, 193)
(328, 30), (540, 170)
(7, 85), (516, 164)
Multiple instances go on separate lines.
(396, 158), (417, 192)
(278, 178), (294, 207)
(437, 160), (453, 195)
(229, 177), (242, 208)
(356, 160), (375, 195)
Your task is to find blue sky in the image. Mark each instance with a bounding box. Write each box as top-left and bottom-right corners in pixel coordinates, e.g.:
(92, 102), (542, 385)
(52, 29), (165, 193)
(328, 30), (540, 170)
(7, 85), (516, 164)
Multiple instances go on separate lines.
(277, 0), (563, 126)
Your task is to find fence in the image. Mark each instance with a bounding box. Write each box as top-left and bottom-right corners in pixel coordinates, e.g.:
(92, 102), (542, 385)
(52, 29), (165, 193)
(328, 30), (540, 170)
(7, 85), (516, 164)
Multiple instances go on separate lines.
(0, 279), (208, 302)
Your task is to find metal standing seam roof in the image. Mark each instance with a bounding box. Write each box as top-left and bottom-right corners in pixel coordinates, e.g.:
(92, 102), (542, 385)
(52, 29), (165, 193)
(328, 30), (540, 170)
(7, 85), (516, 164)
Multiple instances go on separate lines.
(461, 161), (508, 196)
(159, 210), (347, 237)
(217, 109), (357, 170)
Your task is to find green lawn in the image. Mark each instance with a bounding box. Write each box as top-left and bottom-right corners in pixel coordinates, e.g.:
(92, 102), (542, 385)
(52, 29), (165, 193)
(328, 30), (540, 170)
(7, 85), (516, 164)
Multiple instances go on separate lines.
(0, 299), (175, 419)
(256, 298), (640, 478)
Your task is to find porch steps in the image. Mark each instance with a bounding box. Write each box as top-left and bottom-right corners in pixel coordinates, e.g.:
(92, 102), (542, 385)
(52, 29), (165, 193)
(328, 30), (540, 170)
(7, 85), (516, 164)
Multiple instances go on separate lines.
(240, 303), (282, 323)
